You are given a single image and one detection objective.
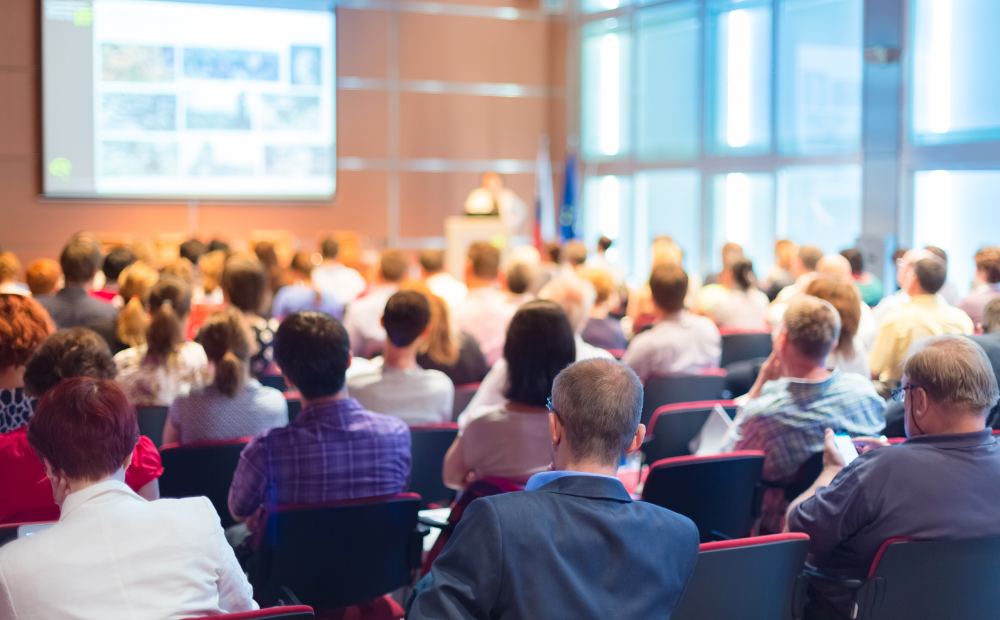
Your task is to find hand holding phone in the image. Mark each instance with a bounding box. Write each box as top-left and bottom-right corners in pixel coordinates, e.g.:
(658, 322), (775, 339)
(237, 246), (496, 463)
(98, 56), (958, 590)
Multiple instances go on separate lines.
(833, 433), (860, 465)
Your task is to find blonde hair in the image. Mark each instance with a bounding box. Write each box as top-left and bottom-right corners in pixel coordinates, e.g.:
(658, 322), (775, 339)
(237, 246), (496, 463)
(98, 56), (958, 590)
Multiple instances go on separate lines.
(804, 276), (860, 359)
(579, 267), (614, 305)
(0, 253), (21, 282)
(25, 259), (61, 295)
(160, 258), (194, 287)
(116, 262), (159, 348)
(199, 307), (251, 398)
(775, 240), (797, 271)
(401, 281), (459, 366)
(199, 250), (227, 294)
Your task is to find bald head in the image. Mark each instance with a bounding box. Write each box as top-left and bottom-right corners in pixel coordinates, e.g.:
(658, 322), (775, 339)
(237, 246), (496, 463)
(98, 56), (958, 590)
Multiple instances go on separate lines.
(904, 336), (999, 416)
(551, 359), (643, 467)
(539, 275), (596, 334)
(817, 254), (853, 282)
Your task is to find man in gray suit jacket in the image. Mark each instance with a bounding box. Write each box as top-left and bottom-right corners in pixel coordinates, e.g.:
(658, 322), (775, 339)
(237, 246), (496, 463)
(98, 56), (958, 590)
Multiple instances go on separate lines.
(408, 358), (700, 620)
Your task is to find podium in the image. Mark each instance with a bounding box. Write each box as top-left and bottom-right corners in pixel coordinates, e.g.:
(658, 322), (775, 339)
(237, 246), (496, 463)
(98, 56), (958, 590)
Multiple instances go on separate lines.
(444, 216), (515, 278)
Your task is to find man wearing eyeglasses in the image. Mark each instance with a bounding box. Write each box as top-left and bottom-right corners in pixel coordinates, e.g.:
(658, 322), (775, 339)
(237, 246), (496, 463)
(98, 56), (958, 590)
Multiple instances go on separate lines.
(785, 336), (1000, 620)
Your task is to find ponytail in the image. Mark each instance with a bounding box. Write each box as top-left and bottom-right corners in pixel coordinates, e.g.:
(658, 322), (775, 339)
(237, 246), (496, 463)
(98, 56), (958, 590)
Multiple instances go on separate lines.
(146, 299), (183, 360)
(117, 295), (150, 348)
(731, 259), (756, 292)
(198, 306), (251, 399)
(214, 350), (246, 397)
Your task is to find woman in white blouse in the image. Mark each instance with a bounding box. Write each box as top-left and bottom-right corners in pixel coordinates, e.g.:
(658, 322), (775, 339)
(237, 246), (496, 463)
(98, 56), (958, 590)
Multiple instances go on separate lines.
(115, 276), (212, 406)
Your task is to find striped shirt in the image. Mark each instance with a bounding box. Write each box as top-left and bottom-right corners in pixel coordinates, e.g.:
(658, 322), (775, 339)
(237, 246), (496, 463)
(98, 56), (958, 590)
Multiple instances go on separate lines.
(228, 398), (411, 518)
(726, 369), (885, 533)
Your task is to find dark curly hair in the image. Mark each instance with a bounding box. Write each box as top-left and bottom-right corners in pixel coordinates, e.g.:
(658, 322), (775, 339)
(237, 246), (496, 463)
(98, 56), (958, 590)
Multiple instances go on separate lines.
(23, 328), (117, 397)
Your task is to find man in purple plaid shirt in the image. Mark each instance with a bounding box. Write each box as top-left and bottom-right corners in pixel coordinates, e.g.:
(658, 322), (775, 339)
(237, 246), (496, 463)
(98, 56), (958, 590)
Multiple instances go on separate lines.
(228, 311), (412, 533)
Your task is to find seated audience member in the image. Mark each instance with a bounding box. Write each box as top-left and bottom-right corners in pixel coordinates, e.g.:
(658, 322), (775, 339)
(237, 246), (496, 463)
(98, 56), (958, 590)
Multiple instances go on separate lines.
(221, 259), (279, 379)
(871, 248), (935, 324)
(0, 377), (256, 618)
(452, 242), (517, 366)
(0, 295), (55, 432)
(706, 258), (770, 330)
(343, 248), (408, 358)
(503, 260), (535, 307)
(208, 238), (230, 254)
(89, 261), (159, 355)
(0, 328), (163, 524)
(160, 257), (195, 287)
(91, 247), (136, 304)
(164, 308), (287, 445)
(771, 245), (824, 305)
(786, 336), (1000, 619)
(579, 267), (626, 351)
(185, 250), (227, 340)
(969, 298), (1000, 427)
(253, 241), (286, 298)
(115, 276), (212, 406)
(0, 253), (27, 296)
(957, 246), (1000, 329)
(420, 249), (467, 309)
(348, 291), (454, 425)
(705, 241), (744, 286)
(179, 237), (207, 268)
(870, 257), (974, 384)
(841, 248), (883, 307)
(925, 245), (960, 306)
(586, 235), (626, 285)
(25, 259), (61, 298)
(312, 236), (367, 305)
(404, 282), (488, 386)
(37, 235), (119, 329)
(562, 240), (588, 271)
(411, 358), (699, 620)
(625, 239), (701, 330)
(228, 312), (411, 534)
(725, 296), (884, 534)
(622, 264), (721, 382)
(444, 301), (577, 488)
(803, 276), (869, 376)
(271, 252), (343, 320)
(762, 239), (797, 301)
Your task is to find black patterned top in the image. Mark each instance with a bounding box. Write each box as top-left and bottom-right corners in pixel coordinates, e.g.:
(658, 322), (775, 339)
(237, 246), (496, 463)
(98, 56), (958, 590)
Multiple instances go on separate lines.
(0, 388), (35, 433)
(249, 316), (280, 379)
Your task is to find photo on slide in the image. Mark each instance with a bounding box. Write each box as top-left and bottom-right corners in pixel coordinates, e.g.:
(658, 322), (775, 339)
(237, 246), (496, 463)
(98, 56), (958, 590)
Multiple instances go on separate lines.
(101, 93), (176, 131)
(185, 91), (252, 130)
(102, 44), (175, 82)
(183, 48), (280, 81)
(290, 46), (321, 86)
(265, 146), (331, 177)
(101, 141), (178, 176)
(260, 95), (320, 131)
(187, 141), (256, 177)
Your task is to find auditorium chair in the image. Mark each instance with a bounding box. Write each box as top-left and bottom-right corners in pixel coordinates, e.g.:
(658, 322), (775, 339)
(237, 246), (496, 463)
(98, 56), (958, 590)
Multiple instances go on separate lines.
(641, 451), (764, 542)
(642, 400), (737, 464)
(136, 405), (169, 448)
(718, 328), (774, 368)
(260, 374), (289, 392)
(640, 370), (728, 426)
(451, 383), (480, 422)
(807, 535), (1000, 620)
(408, 424), (459, 509)
(0, 522), (56, 548)
(159, 438), (251, 528)
(671, 533), (810, 620)
(182, 606), (315, 619)
(284, 392), (302, 422)
(249, 494), (423, 615)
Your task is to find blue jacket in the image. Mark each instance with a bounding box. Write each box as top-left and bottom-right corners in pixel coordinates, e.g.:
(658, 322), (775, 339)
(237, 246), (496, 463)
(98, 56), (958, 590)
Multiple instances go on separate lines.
(409, 474), (700, 620)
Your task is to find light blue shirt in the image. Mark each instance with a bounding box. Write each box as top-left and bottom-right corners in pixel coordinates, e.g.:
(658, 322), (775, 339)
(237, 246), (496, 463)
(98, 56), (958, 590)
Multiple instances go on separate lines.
(525, 470), (622, 491)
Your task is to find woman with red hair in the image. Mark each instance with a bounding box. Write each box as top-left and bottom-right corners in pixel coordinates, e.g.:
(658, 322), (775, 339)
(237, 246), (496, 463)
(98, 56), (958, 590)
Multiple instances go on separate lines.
(0, 294), (55, 433)
(0, 378), (256, 618)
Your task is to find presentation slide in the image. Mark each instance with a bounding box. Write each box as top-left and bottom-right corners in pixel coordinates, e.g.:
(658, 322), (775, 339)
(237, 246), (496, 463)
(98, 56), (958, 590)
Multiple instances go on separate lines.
(42, 0), (336, 200)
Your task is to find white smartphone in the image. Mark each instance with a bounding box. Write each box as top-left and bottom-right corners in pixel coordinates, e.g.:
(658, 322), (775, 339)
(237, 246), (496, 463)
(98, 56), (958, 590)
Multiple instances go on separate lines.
(17, 523), (54, 539)
(833, 433), (859, 465)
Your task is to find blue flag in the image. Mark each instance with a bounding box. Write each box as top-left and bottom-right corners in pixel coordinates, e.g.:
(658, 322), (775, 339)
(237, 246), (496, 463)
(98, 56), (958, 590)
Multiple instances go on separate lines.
(559, 153), (577, 242)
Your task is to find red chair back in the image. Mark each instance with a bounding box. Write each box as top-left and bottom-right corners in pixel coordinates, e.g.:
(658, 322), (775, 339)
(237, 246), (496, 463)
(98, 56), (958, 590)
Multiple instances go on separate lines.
(605, 348), (626, 359)
(408, 424), (459, 509)
(136, 405), (169, 448)
(159, 437), (251, 528)
(643, 400), (737, 464)
(719, 331), (773, 367)
(251, 494), (422, 613)
(452, 383), (480, 422)
(642, 451), (764, 542)
(852, 534), (1000, 620)
(641, 372), (728, 426)
(671, 534), (810, 620)
(182, 605), (315, 619)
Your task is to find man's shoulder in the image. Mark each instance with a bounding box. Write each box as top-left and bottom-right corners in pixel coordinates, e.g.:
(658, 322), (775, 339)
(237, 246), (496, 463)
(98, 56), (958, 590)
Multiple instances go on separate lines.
(828, 371), (881, 398)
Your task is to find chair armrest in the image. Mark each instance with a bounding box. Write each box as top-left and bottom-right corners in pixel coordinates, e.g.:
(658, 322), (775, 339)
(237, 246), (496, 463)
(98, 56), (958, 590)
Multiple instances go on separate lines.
(802, 568), (865, 591)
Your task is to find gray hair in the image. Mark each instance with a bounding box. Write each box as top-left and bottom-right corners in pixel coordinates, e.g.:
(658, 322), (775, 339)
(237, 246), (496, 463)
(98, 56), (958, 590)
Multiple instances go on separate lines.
(982, 298), (1000, 334)
(551, 358), (643, 467)
(539, 275), (597, 335)
(904, 336), (999, 415)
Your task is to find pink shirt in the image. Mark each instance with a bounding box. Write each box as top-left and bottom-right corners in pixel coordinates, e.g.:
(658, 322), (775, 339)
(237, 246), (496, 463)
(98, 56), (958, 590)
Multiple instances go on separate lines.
(452, 288), (516, 366)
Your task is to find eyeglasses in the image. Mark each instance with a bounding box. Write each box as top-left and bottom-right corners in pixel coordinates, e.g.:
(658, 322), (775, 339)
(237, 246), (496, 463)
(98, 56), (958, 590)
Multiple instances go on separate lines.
(546, 397), (563, 422)
(891, 385), (919, 403)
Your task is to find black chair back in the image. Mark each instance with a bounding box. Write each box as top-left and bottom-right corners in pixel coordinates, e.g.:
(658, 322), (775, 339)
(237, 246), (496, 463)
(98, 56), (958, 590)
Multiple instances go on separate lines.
(251, 494), (423, 611)
(285, 393), (302, 422)
(672, 534), (810, 620)
(783, 451), (825, 502)
(159, 438), (250, 528)
(408, 425), (459, 508)
(723, 357), (767, 398)
(643, 401), (737, 464)
(136, 406), (169, 448)
(720, 332), (773, 368)
(642, 452), (764, 542)
(452, 383), (480, 422)
(854, 535), (1000, 620)
(260, 374), (289, 391)
(641, 373), (727, 426)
